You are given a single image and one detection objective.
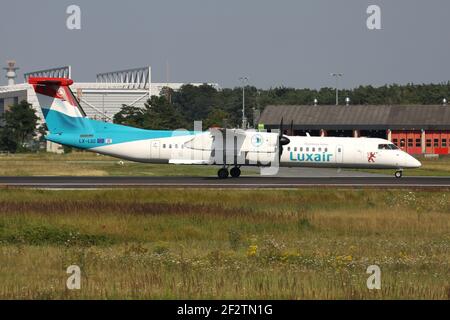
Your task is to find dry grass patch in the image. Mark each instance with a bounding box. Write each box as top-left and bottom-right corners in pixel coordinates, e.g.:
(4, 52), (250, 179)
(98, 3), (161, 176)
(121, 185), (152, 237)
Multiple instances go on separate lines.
(0, 188), (448, 299)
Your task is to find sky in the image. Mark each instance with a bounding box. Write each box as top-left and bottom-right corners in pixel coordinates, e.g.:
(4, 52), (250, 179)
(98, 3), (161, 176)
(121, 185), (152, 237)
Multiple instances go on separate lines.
(1, 0), (449, 88)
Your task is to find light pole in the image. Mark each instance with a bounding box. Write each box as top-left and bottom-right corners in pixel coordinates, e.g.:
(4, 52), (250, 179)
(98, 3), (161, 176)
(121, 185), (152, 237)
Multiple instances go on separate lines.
(331, 73), (343, 106)
(239, 76), (249, 129)
(102, 93), (105, 121)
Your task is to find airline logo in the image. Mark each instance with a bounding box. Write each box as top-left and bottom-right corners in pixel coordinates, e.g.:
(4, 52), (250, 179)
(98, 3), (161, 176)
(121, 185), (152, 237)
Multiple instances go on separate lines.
(251, 134), (263, 147)
(367, 152), (377, 163)
(290, 152), (333, 162)
(57, 88), (66, 100)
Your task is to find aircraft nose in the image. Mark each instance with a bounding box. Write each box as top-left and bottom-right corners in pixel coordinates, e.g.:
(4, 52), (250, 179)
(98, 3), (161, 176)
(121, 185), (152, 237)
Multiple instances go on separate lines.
(404, 154), (422, 168)
(413, 157), (422, 168)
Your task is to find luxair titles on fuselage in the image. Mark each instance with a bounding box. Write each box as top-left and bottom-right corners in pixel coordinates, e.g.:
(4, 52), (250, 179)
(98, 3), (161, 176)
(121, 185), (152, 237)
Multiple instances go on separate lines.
(289, 151), (333, 163)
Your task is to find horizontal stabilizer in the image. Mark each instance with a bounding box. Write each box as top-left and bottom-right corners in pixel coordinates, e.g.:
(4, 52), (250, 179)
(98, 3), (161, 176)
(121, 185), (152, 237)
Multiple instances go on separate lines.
(28, 77), (74, 86)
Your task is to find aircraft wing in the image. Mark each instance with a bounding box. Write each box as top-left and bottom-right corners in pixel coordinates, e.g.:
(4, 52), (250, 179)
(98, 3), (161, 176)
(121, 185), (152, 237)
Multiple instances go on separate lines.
(183, 132), (214, 151)
(169, 159), (212, 165)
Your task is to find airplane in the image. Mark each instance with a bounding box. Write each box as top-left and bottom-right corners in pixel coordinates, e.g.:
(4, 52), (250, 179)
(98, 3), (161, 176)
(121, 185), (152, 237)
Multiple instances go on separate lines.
(28, 77), (422, 179)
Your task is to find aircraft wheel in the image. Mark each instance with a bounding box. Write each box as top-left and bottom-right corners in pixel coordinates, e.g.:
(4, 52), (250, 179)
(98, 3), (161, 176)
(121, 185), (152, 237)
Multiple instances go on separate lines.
(395, 170), (403, 178)
(230, 167), (241, 178)
(218, 168), (229, 179)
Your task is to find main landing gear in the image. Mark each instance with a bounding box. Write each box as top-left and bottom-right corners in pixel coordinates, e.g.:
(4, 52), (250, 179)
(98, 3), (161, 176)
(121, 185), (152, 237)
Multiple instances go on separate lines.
(217, 166), (241, 179)
(395, 170), (403, 178)
(230, 167), (241, 178)
(218, 168), (229, 179)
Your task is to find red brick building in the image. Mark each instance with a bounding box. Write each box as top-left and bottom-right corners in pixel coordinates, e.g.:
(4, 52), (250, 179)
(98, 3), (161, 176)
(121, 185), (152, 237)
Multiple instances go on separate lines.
(259, 105), (450, 155)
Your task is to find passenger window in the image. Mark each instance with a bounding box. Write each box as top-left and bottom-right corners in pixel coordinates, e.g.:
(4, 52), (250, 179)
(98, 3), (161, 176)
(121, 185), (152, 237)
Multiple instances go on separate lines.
(400, 139), (405, 147)
(338, 148), (342, 152)
(169, 144), (172, 149)
(300, 147), (303, 152)
(393, 139), (398, 146)
(442, 139), (447, 147)
(325, 148), (328, 152)
(163, 144), (166, 148)
(426, 139), (431, 147)
(312, 148), (315, 152)
(318, 148), (322, 152)
(306, 147), (309, 152)
(175, 144), (178, 149)
(294, 147), (297, 152)
(287, 147), (291, 151)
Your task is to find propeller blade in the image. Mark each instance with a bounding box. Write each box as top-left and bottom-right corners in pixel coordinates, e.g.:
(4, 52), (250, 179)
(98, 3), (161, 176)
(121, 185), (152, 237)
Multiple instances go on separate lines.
(278, 117), (290, 158)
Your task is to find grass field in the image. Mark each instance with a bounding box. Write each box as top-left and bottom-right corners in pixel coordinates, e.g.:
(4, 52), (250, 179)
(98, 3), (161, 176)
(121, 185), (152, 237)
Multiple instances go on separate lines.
(0, 152), (222, 177)
(1, 152), (450, 176)
(0, 188), (448, 299)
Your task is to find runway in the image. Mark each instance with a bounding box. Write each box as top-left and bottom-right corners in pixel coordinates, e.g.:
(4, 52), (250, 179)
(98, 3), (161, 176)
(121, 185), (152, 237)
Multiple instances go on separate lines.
(1, 176), (450, 189)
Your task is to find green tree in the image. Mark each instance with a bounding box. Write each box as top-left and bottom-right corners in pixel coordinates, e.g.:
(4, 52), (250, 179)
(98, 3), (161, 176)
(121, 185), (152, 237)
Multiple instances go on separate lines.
(112, 82), (450, 131)
(0, 130), (17, 152)
(0, 100), (39, 152)
(172, 84), (220, 123)
(113, 105), (145, 127)
(143, 96), (187, 130)
(204, 108), (230, 129)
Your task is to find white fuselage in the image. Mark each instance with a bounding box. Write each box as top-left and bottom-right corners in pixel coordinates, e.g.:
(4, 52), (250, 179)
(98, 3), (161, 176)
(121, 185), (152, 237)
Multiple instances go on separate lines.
(27, 77), (421, 175)
(90, 132), (421, 170)
(280, 136), (421, 169)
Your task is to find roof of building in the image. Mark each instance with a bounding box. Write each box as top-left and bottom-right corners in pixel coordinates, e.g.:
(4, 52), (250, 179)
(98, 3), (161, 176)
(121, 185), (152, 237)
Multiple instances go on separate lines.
(0, 83), (29, 94)
(259, 105), (450, 130)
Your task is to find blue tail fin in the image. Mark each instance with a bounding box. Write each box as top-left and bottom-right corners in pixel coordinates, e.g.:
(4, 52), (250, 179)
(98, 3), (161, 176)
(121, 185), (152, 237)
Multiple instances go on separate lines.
(29, 78), (93, 135)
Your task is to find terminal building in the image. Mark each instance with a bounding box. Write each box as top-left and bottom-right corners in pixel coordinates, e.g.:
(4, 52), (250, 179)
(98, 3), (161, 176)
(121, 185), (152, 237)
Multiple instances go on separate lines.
(0, 62), (219, 152)
(259, 104), (450, 155)
(0, 64), (219, 121)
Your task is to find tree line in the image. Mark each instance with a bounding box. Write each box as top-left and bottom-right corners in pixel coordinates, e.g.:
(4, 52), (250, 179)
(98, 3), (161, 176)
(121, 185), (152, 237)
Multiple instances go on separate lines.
(1, 82), (450, 152)
(113, 82), (450, 130)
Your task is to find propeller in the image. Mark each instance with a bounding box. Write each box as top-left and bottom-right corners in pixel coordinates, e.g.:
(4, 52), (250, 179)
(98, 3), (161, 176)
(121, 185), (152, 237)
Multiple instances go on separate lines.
(278, 117), (290, 157)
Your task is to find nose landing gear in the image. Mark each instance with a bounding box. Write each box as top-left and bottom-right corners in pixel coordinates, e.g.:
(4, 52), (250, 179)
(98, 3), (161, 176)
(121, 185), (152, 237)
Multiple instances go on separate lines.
(395, 170), (403, 178)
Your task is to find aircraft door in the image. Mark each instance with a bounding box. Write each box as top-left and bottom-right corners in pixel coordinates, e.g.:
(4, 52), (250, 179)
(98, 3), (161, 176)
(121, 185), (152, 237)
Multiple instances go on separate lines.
(335, 145), (344, 163)
(150, 140), (160, 159)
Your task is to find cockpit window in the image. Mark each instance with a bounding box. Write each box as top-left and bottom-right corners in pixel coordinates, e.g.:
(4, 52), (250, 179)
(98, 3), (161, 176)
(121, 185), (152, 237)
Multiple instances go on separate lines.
(388, 144), (399, 150)
(379, 144), (399, 150)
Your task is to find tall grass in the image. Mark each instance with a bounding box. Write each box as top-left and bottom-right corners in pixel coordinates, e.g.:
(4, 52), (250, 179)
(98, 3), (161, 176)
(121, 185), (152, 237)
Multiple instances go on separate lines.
(0, 152), (228, 176)
(0, 188), (448, 299)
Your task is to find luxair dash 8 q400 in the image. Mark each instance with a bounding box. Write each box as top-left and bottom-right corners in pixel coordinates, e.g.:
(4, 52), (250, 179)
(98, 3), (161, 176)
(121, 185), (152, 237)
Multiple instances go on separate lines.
(29, 77), (421, 179)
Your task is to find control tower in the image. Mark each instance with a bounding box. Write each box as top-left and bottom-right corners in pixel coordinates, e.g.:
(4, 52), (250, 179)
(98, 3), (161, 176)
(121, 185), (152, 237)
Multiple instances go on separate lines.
(4, 60), (19, 86)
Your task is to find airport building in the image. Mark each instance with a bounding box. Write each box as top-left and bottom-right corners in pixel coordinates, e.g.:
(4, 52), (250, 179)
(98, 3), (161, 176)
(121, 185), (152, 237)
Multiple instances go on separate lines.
(0, 64), (219, 121)
(0, 62), (219, 152)
(259, 105), (450, 155)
